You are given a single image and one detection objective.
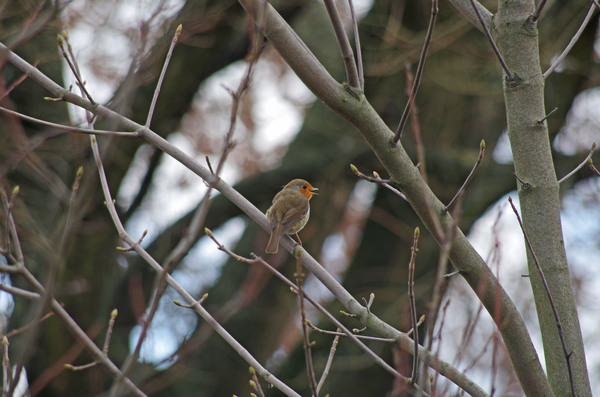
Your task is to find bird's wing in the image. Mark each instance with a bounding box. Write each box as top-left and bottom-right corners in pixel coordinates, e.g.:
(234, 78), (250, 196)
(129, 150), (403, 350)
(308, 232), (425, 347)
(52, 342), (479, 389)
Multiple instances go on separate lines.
(279, 197), (309, 234)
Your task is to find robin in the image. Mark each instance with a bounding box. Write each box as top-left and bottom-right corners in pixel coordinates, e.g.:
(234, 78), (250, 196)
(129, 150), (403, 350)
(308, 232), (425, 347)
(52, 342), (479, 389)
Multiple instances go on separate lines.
(265, 179), (318, 254)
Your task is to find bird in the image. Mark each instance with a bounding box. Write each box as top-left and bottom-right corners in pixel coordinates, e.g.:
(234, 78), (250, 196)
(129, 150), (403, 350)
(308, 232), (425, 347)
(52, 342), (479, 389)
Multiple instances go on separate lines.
(265, 179), (318, 254)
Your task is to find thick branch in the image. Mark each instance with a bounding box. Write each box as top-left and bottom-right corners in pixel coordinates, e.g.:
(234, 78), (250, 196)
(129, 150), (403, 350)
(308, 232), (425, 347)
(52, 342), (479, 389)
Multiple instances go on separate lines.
(240, 3), (553, 397)
(1, 41), (488, 397)
(496, 1), (591, 395)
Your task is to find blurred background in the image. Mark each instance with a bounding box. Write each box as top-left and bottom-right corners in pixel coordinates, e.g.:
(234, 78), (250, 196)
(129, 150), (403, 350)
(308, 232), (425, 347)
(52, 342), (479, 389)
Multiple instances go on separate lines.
(1, 0), (599, 395)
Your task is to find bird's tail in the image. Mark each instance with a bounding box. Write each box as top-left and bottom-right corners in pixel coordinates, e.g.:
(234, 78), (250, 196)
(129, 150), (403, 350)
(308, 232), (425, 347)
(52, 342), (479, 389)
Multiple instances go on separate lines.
(265, 222), (282, 254)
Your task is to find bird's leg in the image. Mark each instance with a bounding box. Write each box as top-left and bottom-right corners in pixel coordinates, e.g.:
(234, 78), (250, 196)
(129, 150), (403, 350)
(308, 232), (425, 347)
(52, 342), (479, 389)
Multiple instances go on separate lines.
(294, 233), (303, 246)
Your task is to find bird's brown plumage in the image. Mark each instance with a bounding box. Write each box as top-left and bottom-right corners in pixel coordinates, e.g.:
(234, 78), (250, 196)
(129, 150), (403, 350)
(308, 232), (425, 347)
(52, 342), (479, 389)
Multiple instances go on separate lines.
(265, 179), (317, 254)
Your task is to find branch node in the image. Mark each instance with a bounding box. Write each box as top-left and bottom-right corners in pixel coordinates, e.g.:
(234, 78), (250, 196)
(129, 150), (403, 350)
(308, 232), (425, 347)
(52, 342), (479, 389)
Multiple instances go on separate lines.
(505, 73), (522, 88)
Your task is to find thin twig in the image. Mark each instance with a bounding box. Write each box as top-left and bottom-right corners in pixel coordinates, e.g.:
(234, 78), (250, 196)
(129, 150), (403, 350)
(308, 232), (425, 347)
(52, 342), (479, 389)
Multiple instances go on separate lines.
(0, 68), (30, 101)
(392, 0), (438, 145)
(323, 0), (360, 88)
(347, 0), (364, 90)
(205, 230), (409, 382)
(404, 64), (428, 183)
(1, 186), (146, 396)
(1, 39), (488, 397)
(513, 172), (530, 190)
(57, 34), (95, 104)
(589, 159), (600, 177)
(295, 251), (318, 396)
(537, 107), (558, 125)
(308, 321), (388, 339)
(0, 283), (39, 301)
(350, 164), (408, 201)
(543, 4), (596, 79)
(249, 366), (266, 397)
(4, 312), (54, 338)
(468, 0), (515, 82)
(2, 337), (8, 395)
(116, 13), (263, 393)
(508, 197), (576, 397)
(528, 0), (547, 23)
(86, 125), (299, 396)
(145, 24), (182, 128)
(102, 309), (118, 355)
(430, 299), (450, 396)
(316, 333), (340, 395)
(420, 202), (459, 390)
(408, 227), (420, 385)
(558, 143), (596, 184)
(444, 140), (485, 212)
(65, 309), (119, 371)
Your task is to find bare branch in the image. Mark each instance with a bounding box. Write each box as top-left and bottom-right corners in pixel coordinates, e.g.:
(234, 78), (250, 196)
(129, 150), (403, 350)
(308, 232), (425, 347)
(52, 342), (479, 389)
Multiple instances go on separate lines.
(350, 164), (408, 201)
(316, 333), (340, 395)
(57, 34), (95, 104)
(323, 0), (360, 88)
(207, 230), (487, 397)
(537, 106), (558, 125)
(294, 252), (318, 396)
(392, 0), (438, 145)
(0, 283), (39, 301)
(249, 366), (266, 397)
(407, 227), (420, 385)
(347, 0), (364, 89)
(444, 139), (485, 212)
(0, 106), (137, 136)
(84, 126), (300, 396)
(117, 11), (264, 392)
(508, 197), (576, 397)
(589, 158), (600, 176)
(0, 191), (145, 396)
(145, 24), (182, 128)
(528, 0), (548, 23)
(544, 4), (597, 79)
(558, 143), (596, 184)
(404, 64), (428, 183)
(468, 0), (515, 83)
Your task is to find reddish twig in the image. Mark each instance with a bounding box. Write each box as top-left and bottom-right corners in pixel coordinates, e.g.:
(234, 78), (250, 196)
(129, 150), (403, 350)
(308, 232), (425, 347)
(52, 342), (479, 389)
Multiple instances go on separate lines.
(407, 227), (420, 385)
(295, 251), (318, 396)
(444, 140), (485, 212)
(392, 0), (438, 145)
(404, 64), (428, 183)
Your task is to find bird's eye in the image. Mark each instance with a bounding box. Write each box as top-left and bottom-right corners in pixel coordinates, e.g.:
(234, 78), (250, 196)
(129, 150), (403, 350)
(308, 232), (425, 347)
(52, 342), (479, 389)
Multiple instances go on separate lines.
(302, 185), (307, 190)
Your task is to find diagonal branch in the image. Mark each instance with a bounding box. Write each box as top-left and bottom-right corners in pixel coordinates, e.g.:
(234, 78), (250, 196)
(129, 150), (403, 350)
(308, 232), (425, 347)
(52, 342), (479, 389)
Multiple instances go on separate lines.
(543, 4), (597, 79)
(0, 25), (512, 396)
(323, 0), (360, 88)
(392, 0), (438, 145)
(558, 143), (596, 184)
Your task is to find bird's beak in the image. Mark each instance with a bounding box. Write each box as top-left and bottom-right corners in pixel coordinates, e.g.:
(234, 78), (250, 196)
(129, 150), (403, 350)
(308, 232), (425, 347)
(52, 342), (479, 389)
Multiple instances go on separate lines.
(310, 187), (319, 195)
